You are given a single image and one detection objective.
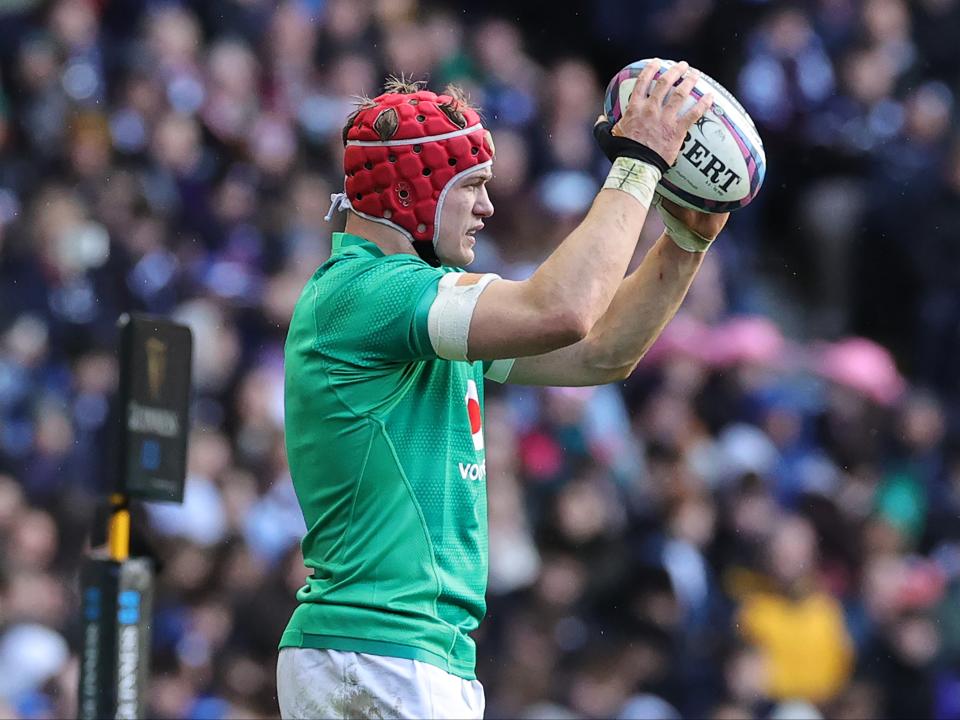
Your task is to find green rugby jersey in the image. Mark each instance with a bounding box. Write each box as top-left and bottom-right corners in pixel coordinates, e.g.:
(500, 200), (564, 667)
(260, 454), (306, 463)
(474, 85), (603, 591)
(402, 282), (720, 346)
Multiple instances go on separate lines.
(280, 232), (493, 680)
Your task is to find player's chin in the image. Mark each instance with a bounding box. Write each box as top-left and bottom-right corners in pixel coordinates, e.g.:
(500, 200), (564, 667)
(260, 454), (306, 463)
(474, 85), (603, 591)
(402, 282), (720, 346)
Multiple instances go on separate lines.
(458, 239), (476, 266)
(438, 246), (474, 268)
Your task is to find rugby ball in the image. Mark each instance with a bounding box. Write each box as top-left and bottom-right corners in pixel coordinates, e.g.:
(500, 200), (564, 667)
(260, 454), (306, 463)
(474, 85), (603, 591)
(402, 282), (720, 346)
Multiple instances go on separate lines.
(604, 59), (765, 213)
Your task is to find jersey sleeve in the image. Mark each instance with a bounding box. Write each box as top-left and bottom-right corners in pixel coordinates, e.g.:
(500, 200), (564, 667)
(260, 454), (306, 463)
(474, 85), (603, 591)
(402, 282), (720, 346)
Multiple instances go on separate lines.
(327, 257), (446, 363)
(482, 358), (515, 383)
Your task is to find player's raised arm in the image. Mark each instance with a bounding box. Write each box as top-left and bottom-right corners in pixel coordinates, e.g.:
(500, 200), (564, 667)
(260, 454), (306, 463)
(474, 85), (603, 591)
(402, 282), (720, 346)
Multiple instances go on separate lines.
(466, 61), (712, 360)
(505, 201), (728, 386)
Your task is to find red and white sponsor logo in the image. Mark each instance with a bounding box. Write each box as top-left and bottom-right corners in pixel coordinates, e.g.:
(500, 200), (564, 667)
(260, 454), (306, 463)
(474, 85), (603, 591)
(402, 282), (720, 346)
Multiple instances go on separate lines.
(465, 379), (483, 451)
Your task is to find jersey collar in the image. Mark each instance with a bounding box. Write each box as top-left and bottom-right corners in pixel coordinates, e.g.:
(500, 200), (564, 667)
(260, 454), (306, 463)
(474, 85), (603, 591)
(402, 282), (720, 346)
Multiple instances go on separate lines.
(331, 232), (385, 258)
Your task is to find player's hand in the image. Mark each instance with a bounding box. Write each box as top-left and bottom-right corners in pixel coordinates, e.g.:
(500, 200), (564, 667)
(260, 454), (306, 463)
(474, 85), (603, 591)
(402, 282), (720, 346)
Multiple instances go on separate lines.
(658, 197), (729, 241)
(613, 60), (713, 167)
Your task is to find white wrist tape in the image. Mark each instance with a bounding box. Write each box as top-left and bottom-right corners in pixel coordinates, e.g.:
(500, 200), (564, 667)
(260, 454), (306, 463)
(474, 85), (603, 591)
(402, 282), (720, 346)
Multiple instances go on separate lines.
(427, 273), (499, 361)
(654, 195), (713, 253)
(602, 157), (662, 210)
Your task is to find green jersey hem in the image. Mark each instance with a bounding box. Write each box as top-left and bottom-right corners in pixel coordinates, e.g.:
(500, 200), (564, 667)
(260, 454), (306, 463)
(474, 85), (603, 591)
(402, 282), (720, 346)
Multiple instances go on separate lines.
(279, 630), (477, 681)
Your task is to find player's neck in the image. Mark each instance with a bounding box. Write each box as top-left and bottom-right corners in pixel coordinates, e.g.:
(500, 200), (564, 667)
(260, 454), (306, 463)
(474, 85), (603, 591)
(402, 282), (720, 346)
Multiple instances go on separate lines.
(344, 214), (418, 258)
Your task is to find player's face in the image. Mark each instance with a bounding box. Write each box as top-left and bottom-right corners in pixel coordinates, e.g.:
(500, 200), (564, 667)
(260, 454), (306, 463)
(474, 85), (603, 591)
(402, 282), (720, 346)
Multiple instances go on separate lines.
(435, 169), (494, 267)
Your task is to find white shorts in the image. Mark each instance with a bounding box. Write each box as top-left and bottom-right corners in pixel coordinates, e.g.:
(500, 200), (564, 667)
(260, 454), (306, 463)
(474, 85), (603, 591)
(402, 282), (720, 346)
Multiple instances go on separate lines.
(276, 647), (485, 719)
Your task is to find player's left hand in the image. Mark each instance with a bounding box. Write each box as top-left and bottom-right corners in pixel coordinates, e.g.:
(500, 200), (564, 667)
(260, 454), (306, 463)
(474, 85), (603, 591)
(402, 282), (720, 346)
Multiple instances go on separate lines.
(658, 197), (729, 241)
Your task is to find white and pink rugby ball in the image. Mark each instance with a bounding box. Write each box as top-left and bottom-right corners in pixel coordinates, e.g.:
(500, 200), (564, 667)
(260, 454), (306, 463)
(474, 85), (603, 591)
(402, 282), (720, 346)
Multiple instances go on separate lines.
(603, 59), (766, 213)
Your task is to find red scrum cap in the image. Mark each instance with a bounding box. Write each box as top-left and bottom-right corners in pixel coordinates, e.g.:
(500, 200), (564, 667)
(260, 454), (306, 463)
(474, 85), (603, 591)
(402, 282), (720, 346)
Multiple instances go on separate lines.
(328, 84), (495, 266)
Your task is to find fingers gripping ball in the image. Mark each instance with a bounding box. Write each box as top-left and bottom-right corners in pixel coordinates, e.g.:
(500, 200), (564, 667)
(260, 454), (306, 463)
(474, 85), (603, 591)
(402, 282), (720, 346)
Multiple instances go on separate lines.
(343, 90), (494, 264)
(604, 59), (766, 213)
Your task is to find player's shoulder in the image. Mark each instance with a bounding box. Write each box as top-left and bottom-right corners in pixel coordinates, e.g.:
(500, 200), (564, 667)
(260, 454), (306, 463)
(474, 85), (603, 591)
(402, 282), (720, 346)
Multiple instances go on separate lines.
(319, 251), (447, 295)
(295, 253), (451, 332)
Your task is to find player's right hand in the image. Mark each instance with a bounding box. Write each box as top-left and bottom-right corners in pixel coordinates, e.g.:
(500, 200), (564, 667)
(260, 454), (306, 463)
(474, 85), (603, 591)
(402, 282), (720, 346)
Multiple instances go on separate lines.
(612, 60), (713, 167)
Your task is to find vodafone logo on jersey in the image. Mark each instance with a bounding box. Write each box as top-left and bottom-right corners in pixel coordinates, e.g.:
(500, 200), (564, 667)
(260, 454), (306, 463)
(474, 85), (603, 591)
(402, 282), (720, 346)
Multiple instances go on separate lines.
(465, 379), (483, 451)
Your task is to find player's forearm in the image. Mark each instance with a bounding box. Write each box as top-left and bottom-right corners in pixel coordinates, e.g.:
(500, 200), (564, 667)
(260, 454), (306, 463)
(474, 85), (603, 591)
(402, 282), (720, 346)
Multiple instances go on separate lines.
(523, 188), (650, 334)
(584, 232), (704, 374)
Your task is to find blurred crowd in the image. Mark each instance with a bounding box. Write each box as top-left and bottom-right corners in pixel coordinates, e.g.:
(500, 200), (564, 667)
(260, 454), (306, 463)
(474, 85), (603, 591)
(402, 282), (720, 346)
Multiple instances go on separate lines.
(2, 0), (960, 718)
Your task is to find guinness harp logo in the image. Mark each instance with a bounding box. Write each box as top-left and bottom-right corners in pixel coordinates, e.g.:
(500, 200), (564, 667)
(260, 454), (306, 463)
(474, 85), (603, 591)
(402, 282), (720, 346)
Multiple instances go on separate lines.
(145, 337), (167, 401)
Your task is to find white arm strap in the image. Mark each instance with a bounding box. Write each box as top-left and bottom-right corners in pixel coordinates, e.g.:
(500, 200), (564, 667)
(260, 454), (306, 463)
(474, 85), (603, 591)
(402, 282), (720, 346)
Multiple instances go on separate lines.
(427, 273), (516, 382)
(427, 273), (499, 361)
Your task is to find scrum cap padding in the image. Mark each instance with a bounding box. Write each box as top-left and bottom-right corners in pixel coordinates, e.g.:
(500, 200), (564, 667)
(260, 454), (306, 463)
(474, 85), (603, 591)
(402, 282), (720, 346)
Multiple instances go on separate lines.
(342, 89), (494, 262)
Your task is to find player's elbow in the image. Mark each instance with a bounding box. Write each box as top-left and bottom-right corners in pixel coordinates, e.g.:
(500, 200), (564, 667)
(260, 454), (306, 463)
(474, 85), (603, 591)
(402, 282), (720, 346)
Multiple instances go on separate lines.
(551, 307), (592, 347)
(586, 362), (636, 385)
(583, 338), (639, 382)
(608, 362), (638, 382)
